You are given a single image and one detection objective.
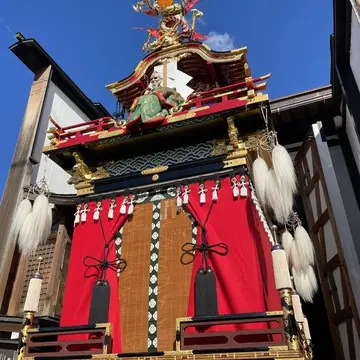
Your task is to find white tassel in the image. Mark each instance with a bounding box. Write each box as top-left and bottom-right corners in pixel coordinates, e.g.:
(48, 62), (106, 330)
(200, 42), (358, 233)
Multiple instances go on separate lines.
(303, 317), (312, 340)
(307, 265), (318, 294)
(293, 225), (315, 272)
(74, 204), (81, 225)
(120, 197), (127, 214)
(176, 195), (183, 207)
(32, 194), (50, 246)
(291, 292), (304, 322)
(272, 143), (297, 196)
(240, 176), (248, 198)
(18, 212), (35, 255)
(271, 245), (292, 290)
(265, 169), (293, 224)
(212, 181), (219, 201)
(292, 266), (316, 303)
(18, 194), (50, 254)
(127, 196), (135, 215)
(45, 206), (52, 240)
(93, 202), (102, 221)
(183, 186), (190, 204)
(252, 156), (268, 206)
(81, 204), (89, 222)
(198, 184), (207, 204)
(231, 178), (239, 198)
(24, 277), (42, 312)
(108, 199), (116, 219)
(128, 203), (134, 214)
(281, 230), (294, 262)
(9, 198), (33, 243)
(176, 187), (183, 208)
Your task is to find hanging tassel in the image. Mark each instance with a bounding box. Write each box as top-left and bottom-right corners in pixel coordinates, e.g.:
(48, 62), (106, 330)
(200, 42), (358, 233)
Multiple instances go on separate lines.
(231, 177), (239, 198)
(74, 204), (82, 225)
(302, 317), (312, 341)
(252, 156), (269, 207)
(240, 176), (248, 198)
(128, 196), (135, 215)
(33, 194), (51, 246)
(281, 230), (294, 262)
(211, 181), (219, 201)
(265, 169), (293, 224)
(203, 268), (218, 316)
(93, 201), (102, 221)
(307, 265), (318, 293)
(176, 187), (183, 208)
(81, 204), (89, 222)
(272, 143), (297, 196)
(46, 206), (53, 240)
(183, 186), (190, 204)
(291, 291), (304, 322)
(18, 212), (35, 255)
(9, 197), (33, 244)
(293, 225), (315, 272)
(24, 275), (43, 312)
(292, 266), (316, 303)
(18, 194), (50, 255)
(108, 199), (116, 219)
(198, 184), (207, 204)
(271, 244), (292, 290)
(194, 268), (207, 317)
(120, 196), (128, 215)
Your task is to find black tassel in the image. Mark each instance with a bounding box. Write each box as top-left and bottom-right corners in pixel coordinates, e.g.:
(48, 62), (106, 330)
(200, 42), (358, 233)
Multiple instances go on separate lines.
(204, 268), (218, 316)
(195, 268), (207, 317)
(88, 280), (110, 324)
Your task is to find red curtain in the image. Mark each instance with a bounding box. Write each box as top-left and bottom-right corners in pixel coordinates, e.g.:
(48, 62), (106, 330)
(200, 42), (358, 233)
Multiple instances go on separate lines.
(184, 177), (280, 329)
(60, 197), (128, 353)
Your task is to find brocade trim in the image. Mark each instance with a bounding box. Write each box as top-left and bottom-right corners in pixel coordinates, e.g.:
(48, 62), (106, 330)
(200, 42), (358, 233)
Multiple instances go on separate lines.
(190, 214), (197, 250)
(148, 200), (161, 351)
(249, 181), (274, 245)
(107, 142), (213, 176)
(115, 227), (124, 277)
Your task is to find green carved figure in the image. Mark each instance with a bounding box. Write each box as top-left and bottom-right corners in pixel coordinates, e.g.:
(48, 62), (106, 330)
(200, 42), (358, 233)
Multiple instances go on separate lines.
(127, 71), (185, 127)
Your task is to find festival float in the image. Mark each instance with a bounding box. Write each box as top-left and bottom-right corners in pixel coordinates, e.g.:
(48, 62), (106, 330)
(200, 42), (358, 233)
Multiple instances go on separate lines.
(4, 1), (341, 360)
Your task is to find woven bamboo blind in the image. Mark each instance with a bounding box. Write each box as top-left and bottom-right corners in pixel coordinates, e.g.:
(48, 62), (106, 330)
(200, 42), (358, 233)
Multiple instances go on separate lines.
(119, 203), (153, 353)
(157, 199), (193, 351)
(119, 200), (193, 353)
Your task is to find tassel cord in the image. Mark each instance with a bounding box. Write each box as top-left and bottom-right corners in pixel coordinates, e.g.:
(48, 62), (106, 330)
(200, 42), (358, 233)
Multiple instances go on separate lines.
(180, 201), (228, 267)
(83, 216), (127, 281)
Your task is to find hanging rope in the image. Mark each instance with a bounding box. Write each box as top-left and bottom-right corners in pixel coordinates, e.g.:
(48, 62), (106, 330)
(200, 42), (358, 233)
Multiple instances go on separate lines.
(83, 216), (127, 280)
(180, 202), (228, 266)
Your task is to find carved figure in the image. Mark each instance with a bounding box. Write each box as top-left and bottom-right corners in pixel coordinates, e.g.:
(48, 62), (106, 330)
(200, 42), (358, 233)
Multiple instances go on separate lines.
(133, 0), (207, 53)
(68, 152), (109, 186)
(127, 71), (185, 128)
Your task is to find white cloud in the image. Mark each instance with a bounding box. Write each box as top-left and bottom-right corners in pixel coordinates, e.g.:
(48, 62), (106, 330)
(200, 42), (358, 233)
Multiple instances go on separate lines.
(204, 32), (235, 52)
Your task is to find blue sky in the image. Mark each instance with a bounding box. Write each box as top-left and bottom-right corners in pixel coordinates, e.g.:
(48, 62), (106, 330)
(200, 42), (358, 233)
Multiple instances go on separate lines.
(0, 0), (333, 196)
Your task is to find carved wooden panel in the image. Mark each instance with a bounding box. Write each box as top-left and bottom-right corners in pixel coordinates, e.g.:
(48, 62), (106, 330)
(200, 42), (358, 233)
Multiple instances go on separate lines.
(295, 122), (360, 360)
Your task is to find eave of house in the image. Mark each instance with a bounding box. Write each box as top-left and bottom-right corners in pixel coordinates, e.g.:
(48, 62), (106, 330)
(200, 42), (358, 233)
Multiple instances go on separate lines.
(9, 36), (110, 120)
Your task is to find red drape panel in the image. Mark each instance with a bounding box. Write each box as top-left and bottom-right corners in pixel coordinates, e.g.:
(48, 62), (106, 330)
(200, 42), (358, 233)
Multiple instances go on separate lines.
(60, 197), (128, 353)
(184, 177), (280, 329)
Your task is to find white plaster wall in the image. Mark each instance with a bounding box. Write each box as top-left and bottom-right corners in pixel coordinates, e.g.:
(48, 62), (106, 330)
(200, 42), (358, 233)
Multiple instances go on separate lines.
(33, 82), (90, 194)
(346, 106), (360, 175)
(350, 7), (360, 93)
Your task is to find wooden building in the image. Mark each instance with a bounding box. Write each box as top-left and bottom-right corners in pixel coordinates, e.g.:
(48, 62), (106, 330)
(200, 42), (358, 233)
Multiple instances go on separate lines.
(0, 2), (359, 360)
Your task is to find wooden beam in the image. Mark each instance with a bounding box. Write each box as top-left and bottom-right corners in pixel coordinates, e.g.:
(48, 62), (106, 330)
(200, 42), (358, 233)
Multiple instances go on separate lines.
(0, 65), (53, 311)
